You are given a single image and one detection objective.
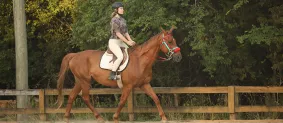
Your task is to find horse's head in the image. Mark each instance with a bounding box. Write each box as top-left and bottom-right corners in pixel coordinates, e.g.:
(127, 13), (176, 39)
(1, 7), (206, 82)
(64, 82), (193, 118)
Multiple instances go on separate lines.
(159, 26), (182, 62)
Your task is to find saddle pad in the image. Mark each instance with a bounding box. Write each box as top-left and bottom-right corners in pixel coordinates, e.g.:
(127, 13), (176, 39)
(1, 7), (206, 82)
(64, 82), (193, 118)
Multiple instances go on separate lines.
(99, 49), (129, 72)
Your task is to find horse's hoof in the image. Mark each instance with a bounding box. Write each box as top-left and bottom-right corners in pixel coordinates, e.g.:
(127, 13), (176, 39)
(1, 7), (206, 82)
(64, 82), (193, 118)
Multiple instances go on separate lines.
(113, 118), (119, 123)
(97, 120), (105, 123)
(161, 120), (168, 123)
(97, 117), (105, 123)
(113, 113), (119, 123)
(63, 117), (69, 123)
(113, 120), (119, 123)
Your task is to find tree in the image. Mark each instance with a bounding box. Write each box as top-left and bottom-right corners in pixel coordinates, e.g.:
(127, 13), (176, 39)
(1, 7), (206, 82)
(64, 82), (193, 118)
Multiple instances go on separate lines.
(0, 0), (15, 89)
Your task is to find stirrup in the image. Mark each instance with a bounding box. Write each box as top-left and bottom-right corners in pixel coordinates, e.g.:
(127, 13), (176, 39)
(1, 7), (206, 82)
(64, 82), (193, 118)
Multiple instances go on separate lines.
(109, 76), (120, 80)
(108, 75), (116, 80)
(108, 71), (118, 80)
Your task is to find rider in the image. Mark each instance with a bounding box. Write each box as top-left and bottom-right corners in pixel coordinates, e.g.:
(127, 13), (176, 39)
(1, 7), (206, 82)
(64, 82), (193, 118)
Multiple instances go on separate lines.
(108, 2), (136, 80)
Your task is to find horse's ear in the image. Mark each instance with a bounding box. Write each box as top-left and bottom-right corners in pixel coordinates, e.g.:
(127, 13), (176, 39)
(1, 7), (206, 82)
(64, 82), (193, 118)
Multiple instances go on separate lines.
(169, 25), (176, 34)
(160, 27), (166, 33)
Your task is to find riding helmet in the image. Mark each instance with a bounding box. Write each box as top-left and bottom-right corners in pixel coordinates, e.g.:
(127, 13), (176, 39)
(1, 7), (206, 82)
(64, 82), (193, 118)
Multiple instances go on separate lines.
(112, 2), (123, 9)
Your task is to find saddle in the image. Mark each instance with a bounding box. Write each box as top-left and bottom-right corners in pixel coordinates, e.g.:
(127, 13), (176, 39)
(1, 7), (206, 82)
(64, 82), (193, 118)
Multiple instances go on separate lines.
(100, 47), (129, 88)
(99, 47), (129, 72)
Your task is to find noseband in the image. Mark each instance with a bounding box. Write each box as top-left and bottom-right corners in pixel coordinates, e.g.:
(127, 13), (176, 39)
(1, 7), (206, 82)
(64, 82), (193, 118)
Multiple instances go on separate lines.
(159, 33), (180, 61)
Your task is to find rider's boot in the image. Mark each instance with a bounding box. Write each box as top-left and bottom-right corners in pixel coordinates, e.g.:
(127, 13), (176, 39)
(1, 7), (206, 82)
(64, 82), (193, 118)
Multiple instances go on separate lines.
(108, 71), (117, 80)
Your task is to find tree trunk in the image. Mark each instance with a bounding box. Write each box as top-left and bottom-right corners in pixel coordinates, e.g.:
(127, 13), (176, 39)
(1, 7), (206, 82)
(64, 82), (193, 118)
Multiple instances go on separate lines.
(13, 0), (28, 121)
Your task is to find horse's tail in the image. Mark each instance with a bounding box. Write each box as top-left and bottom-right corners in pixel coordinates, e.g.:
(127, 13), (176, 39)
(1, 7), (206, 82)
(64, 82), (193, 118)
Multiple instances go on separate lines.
(56, 53), (76, 109)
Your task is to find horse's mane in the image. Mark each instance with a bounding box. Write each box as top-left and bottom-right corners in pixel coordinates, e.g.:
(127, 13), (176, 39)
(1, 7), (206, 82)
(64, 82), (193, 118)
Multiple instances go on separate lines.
(128, 32), (162, 54)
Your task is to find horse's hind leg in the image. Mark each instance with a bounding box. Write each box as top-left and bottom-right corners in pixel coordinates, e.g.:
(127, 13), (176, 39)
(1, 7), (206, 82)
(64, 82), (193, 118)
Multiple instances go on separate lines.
(141, 84), (167, 122)
(81, 81), (104, 122)
(64, 82), (81, 122)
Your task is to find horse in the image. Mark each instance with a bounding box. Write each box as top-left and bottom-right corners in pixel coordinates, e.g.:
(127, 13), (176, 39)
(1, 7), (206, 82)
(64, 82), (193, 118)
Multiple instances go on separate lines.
(56, 26), (182, 123)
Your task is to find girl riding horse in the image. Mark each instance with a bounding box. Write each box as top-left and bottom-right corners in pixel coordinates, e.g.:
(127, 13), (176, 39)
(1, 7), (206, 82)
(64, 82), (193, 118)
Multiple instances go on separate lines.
(108, 2), (136, 80)
(56, 2), (182, 123)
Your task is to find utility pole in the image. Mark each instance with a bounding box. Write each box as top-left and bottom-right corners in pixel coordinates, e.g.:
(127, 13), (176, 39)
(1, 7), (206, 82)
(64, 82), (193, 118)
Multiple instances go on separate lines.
(13, 0), (28, 121)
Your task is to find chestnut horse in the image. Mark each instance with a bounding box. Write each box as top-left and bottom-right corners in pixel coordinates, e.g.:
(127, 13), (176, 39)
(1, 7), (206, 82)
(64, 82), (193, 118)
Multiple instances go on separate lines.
(56, 27), (182, 123)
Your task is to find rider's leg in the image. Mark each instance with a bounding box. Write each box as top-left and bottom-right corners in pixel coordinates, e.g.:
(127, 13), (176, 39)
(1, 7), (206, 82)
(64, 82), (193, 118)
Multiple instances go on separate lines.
(108, 39), (123, 80)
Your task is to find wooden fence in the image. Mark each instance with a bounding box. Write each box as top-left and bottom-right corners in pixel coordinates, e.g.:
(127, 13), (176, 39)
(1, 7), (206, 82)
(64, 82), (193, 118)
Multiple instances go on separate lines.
(0, 86), (283, 121)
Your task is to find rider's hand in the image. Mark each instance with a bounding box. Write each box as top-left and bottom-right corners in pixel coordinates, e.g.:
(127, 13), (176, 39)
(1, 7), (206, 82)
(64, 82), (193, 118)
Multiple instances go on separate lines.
(127, 40), (136, 46)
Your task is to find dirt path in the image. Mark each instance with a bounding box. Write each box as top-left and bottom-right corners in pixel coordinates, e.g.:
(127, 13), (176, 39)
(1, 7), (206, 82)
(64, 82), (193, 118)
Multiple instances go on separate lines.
(1, 120), (281, 123)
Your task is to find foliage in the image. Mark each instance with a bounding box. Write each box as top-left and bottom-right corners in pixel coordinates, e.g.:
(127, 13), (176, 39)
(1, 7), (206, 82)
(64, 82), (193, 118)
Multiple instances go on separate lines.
(0, 0), (15, 88)
(1, 0), (283, 88)
(24, 0), (76, 88)
(237, 2), (283, 85)
(0, 0), (75, 88)
(1, 0), (283, 120)
(70, 0), (112, 50)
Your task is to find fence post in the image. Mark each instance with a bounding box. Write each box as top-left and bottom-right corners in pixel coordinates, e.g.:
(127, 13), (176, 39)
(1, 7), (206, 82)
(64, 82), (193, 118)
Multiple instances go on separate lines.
(235, 89), (239, 119)
(228, 86), (237, 120)
(174, 94), (179, 107)
(127, 90), (134, 121)
(39, 89), (46, 121)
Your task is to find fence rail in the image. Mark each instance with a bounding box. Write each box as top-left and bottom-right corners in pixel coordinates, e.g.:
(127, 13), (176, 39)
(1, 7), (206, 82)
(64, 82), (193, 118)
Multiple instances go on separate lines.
(0, 86), (283, 121)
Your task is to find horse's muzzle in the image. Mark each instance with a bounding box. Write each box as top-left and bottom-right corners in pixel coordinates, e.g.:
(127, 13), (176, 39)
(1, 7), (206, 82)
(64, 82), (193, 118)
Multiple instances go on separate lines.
(172, 53), (182, 62)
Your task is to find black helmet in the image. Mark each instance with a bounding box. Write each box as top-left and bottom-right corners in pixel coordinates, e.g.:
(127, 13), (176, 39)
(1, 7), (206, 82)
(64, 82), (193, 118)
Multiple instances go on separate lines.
(112, 2), (123, 9)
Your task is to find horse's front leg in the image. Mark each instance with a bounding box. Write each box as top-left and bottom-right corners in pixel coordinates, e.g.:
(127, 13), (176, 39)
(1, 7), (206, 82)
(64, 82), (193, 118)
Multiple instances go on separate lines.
(113, 86), (132, 123)
(140, 83), (167, 122)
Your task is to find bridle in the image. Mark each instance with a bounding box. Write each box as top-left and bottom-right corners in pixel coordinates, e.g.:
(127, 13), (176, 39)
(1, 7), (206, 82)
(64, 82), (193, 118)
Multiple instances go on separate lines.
(158, 33), (180, 61)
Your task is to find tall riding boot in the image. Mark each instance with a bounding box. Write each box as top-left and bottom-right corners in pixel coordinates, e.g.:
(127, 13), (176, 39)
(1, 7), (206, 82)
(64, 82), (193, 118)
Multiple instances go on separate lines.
(108, 71), (117, 80)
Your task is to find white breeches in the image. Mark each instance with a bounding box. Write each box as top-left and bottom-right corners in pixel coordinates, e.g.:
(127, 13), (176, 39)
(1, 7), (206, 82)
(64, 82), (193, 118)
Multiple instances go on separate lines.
(108, 39), (128, 71)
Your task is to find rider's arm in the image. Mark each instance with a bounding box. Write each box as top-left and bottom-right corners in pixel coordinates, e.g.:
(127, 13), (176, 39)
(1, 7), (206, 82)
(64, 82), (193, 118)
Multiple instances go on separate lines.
(116, 32), (129, 43)
(125, 33), (133, 41)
